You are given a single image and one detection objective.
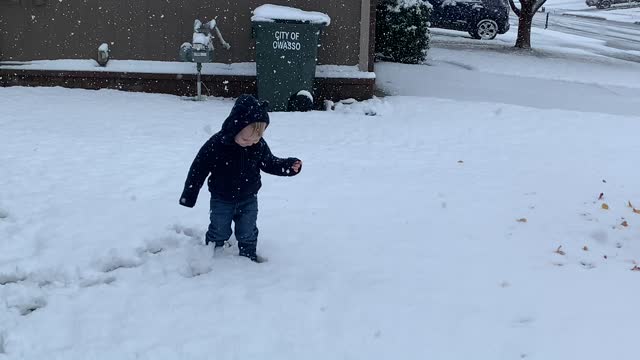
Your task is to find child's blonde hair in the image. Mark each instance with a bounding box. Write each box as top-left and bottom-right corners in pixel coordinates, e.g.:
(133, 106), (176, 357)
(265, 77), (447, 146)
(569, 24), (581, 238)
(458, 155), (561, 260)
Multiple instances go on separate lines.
(251, 122), (267, 137)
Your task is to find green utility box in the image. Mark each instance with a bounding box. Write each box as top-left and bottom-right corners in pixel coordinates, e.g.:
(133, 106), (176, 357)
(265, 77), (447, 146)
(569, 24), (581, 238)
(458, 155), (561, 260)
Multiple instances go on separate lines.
(252, 21), (325, 111)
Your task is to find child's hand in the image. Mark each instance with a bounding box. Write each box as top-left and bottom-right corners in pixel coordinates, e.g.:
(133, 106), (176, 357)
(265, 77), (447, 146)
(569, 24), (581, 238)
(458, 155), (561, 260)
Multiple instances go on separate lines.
(292, 160), (302, 173)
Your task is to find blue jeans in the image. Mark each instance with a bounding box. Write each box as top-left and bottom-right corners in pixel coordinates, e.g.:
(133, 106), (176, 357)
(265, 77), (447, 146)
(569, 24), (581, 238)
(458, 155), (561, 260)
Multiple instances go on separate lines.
(205, 194), (259, 246)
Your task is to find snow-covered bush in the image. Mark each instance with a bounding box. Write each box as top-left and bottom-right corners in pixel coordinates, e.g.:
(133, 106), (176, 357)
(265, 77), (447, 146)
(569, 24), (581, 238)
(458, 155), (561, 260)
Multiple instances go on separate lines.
(375, 0), (432, 64)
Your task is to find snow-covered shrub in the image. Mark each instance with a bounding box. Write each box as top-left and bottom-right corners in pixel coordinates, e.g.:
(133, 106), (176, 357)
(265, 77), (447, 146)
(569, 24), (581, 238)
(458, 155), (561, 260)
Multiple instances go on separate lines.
(375, 0), (432, 64)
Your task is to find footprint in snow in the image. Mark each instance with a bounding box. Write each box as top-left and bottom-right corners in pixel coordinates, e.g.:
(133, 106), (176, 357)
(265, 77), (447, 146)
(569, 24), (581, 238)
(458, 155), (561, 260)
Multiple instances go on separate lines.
(0, 331), (6, 354)
(180, 245), (215, 278)
(9, 296), (47, 316)
(0, 271), (28, 286)
(97, 250), (144, 273)
(181, 260), (213, 278)
(79, 274), (117, 288)
(172, 224), (205, 242)
(29, 268), (73, 288)
(139, 233), (186, 256)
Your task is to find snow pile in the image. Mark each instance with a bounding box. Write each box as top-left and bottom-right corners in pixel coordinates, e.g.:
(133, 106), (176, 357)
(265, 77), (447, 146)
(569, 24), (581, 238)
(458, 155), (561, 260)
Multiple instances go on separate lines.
(251, 4), (331, 25)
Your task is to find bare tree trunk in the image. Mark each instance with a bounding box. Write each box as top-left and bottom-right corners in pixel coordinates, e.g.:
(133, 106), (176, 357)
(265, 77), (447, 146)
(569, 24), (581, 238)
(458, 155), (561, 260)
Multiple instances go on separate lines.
(515, 8), (533, 49)
(509, 0), (547, 49)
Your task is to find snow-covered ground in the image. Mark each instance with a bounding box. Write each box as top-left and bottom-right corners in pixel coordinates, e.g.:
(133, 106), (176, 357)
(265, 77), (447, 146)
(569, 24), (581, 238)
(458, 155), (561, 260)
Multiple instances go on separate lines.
(2, 16), (640, 360)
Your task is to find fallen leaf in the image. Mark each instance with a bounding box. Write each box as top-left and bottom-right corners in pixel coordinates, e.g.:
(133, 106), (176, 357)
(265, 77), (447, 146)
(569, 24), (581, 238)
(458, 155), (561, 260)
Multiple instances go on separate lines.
(601, 203), (609, 210)
(621, 220), (629, 227)
(583, 246), (589, 251)
(555, 246), (566, 256)
(604, 255), (608, 259)
(631, 265), (640, 272)
(516, 218), (527, 223)
(457, 160), (464, 164)
(628, 201), (634, 208)
(633, 208), (640, 215)
(598, 193), (604, 200)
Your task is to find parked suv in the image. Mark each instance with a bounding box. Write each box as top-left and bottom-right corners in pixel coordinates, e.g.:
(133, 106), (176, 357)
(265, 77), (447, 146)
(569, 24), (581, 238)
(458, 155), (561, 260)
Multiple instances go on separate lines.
(428, 0), (510, 40)
(586, 0), (630, 9)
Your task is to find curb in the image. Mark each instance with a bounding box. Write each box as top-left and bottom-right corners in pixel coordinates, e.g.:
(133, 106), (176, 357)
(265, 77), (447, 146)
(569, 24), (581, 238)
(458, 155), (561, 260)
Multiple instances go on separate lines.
(561, 13), (607, 21)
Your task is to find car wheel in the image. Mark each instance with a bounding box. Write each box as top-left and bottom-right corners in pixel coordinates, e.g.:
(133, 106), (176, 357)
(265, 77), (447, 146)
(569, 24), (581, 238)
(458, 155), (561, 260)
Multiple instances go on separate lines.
(471, 19), (499, 40)
(600, 0), (612, 8)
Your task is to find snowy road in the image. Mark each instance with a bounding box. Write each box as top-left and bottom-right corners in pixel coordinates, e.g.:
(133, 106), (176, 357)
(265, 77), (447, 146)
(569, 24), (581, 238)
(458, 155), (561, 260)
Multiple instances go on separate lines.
(529, 9), (640, 60)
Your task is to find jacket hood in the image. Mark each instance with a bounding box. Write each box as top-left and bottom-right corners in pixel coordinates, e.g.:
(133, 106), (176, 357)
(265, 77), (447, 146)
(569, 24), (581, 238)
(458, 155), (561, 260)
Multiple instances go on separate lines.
(220, 95), (270, 142)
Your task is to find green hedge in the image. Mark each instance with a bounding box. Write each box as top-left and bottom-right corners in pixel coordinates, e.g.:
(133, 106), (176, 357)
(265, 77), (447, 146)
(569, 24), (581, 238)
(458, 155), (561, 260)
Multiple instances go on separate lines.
(375, 0), (432, 64)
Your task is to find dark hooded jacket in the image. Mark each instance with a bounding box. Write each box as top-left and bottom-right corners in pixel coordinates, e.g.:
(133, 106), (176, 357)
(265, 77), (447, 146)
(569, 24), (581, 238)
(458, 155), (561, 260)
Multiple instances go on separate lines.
(179, 95), (301, 207)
